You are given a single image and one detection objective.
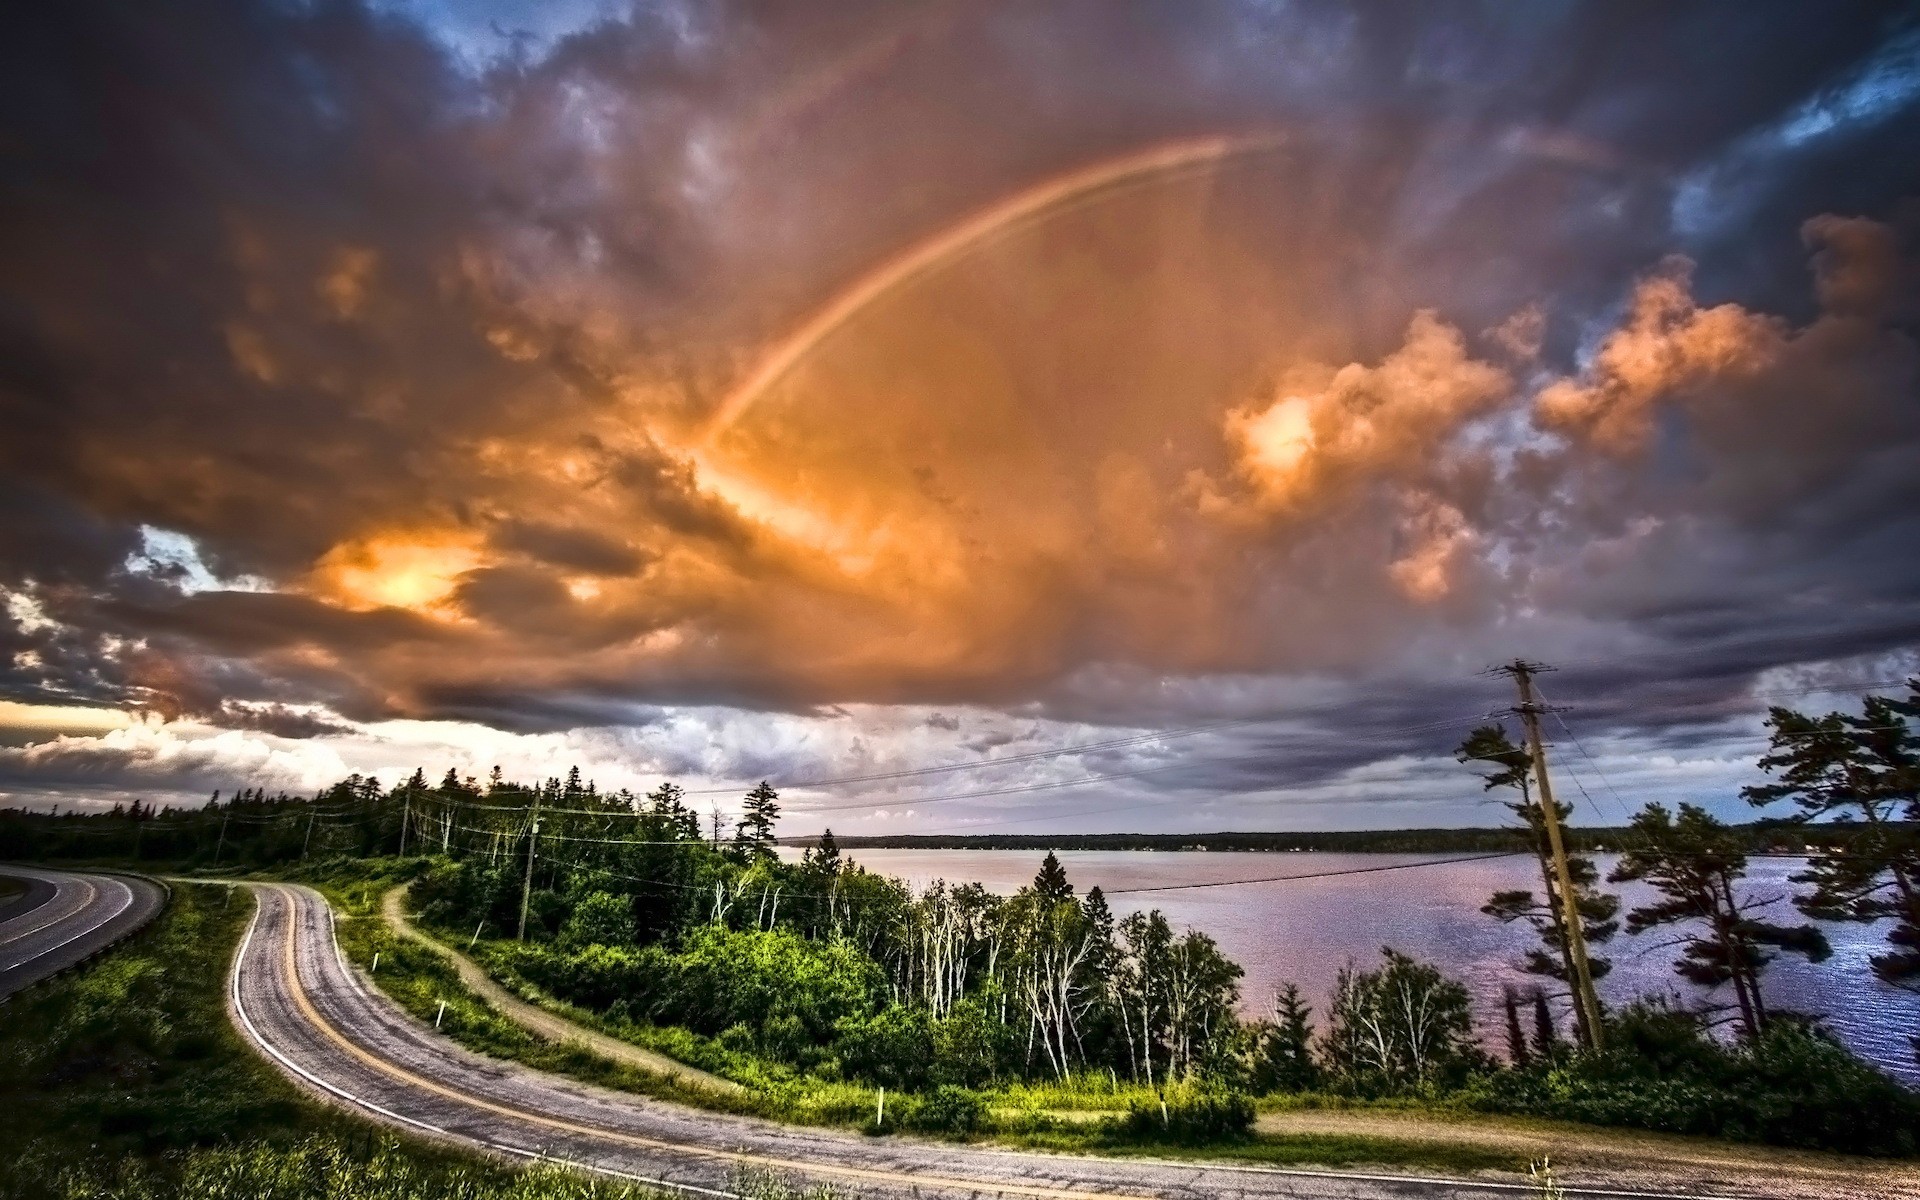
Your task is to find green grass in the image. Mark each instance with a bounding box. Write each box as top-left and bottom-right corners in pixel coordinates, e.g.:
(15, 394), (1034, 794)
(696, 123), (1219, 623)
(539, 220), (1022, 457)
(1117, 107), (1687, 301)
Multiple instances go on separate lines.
(997, 1129), (1516, 1174)
(291, 863), (1529, 1175)
(0, 881), (845, 1200)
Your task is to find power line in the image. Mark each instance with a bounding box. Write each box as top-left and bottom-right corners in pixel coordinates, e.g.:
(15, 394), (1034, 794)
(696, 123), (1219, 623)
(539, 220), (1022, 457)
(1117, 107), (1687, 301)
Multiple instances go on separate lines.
(1103, 851), (1527, 895)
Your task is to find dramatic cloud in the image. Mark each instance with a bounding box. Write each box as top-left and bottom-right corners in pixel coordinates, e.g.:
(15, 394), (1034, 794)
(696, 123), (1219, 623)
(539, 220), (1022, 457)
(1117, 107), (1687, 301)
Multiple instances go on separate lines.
(2, 0), (1918, 826)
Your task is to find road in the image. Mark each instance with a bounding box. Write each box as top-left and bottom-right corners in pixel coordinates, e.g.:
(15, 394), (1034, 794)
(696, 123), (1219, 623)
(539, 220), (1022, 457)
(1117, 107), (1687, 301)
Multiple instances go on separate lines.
(382, 883), (743, 1096)
(229, 882), (1761, 1200)
(0, 864), (167, 997)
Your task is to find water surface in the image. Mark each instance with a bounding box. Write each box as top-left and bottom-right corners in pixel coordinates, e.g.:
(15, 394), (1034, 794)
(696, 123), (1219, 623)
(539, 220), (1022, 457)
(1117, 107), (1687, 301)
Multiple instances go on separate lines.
(830, 847), (1920, 1083)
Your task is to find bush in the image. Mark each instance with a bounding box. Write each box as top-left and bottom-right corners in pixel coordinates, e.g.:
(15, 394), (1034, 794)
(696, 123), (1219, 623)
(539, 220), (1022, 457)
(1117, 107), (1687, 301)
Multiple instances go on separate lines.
(1473, 1002), (1920, 1156)
(1118, 1086), (1255, 1144)
(930, 999), (1010, 1087)
(835, 1004), (934, 1090)
(905, 1085), (990, 1135)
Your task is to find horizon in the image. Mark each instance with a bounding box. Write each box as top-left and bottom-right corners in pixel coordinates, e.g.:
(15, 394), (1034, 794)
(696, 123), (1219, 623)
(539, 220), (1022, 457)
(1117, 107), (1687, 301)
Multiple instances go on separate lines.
(3, 2), (1919, 834)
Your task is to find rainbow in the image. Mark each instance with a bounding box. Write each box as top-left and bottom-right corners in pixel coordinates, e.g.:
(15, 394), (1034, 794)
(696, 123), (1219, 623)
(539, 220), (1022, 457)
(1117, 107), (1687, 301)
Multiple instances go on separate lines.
(703, 131), (1288, 441)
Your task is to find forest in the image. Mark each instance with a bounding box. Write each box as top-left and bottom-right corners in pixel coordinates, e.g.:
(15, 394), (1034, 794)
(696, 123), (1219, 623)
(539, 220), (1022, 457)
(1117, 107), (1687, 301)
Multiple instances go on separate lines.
(6, 680), (1919, 1157)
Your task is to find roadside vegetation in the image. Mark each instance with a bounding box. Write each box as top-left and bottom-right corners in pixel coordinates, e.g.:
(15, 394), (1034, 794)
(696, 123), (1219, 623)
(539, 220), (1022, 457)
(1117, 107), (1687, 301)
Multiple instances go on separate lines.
(0, 883), (849, 1200)
(6, 679), (1917, 1166)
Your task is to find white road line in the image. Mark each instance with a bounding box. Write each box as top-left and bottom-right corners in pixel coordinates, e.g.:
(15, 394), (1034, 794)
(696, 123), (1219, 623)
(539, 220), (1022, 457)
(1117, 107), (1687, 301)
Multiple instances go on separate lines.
(233, 880), (1753, 1200)
(0, 872), (97, 947)
(230, 884), (740, 1200)
(0, 875), (131, 971)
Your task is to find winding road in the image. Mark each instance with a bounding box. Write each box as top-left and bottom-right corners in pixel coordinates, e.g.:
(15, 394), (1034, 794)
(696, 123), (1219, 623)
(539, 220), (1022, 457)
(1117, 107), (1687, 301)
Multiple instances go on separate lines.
(0, 864), (167, 997)
(228, 881), (1765, 1200)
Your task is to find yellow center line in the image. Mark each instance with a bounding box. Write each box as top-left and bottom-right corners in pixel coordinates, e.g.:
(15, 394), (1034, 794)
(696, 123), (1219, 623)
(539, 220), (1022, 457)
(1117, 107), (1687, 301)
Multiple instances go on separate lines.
(269, 885), (1156, 1200)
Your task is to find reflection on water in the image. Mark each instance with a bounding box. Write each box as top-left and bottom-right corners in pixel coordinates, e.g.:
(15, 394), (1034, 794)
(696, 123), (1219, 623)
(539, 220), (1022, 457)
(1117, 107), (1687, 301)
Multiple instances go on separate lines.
(831, 848), (1920, 1084)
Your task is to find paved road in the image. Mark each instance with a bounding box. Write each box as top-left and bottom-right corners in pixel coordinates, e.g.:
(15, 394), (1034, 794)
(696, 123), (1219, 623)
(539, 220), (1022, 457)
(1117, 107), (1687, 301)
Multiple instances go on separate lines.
(231, 882), (1745, 1200)
(0, 864), (167, 997)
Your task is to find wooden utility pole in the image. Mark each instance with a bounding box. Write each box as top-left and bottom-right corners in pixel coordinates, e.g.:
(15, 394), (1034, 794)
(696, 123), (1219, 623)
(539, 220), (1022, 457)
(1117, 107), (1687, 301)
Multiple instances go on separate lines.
(1496, 660), (1606, 1052)
(517, 792), (542, 941)
(398, 789), (412, 857)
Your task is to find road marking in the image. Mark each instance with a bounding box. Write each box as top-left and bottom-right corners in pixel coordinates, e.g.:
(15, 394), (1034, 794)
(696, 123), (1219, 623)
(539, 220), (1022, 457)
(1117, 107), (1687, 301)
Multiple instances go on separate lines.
(0, 873), (97, 948)
(229, 885), (738, 1199)
(263, 884), (1158, 1200)
(240, 882), (1738, 1200)
(0, 876), (133, 971)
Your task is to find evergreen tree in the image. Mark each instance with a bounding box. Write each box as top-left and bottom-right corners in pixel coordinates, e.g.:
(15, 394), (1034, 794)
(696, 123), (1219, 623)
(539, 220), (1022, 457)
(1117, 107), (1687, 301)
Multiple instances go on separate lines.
(1256, 983), (1321, 1090)
(1530, 989), (1560, 1057)
(1457, 723), (1618, 1042)
(733, 781), (781, 861)
(1033, 851), (1074, 902)
(1611, 803), (1831, 1040)
(1743, 680), (1920, 985)
(804, 828), (843, 876)
(1503, 988), (1531, 1066)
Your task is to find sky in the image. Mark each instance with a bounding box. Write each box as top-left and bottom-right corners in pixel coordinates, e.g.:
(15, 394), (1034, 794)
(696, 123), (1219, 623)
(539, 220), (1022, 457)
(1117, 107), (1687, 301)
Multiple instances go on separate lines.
(2, 0), (1918, 833)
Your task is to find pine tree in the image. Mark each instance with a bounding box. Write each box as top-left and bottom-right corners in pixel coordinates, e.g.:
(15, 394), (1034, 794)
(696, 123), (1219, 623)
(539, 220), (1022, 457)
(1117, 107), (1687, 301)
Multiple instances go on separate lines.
(1611, 803), (1831, 1040)
(1457, 724), (1618, 1041)
(1530, 989), (1559, 1057)
(733, 781), (781, 861)
(1259, 983), (1321, 1091)
(1743, 680), (1920, 985)
(1503, 988), (1532, 1066)
(804, 828), (843, 876)
(1034, 851), (1074, 902)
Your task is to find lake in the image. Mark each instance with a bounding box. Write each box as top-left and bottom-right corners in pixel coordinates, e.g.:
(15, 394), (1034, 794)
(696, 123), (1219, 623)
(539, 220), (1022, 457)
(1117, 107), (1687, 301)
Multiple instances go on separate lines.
(826, 847), (1920, 1084)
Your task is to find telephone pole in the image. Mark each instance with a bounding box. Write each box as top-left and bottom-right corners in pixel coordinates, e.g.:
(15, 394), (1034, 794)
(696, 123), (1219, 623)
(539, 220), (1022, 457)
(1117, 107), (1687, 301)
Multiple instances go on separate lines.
(1493, 659), (1606, 1052)
(517, 791), (542, 941)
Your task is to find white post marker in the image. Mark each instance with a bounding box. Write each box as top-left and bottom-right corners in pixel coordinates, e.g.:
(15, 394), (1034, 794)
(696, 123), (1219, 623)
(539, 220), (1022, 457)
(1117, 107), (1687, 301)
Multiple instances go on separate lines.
(371, 951), (380, 974)
(436, 999), (447, 1028)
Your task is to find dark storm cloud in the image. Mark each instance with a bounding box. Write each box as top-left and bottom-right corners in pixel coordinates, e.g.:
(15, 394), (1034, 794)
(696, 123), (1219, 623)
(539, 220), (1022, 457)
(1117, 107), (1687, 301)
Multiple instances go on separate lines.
(2, 0), (1919, 822)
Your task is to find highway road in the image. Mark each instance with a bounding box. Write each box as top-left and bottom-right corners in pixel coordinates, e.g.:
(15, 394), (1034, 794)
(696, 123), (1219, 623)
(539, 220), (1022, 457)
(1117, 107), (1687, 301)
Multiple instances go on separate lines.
(231, 882), (1746, 1200)
(0, 864), (167, 997)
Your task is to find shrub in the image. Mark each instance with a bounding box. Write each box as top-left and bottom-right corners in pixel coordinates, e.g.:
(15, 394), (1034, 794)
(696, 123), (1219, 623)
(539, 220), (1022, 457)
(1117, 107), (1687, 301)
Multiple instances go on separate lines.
(1118, 1085), (1255, 1144)
(1473, 1001), (1920, 1156)
(905, 1085), (990, 1135)
(835, 1004), (934, 1090)
(561, 890), (635, 948)
(930, 999), (1009, 1087)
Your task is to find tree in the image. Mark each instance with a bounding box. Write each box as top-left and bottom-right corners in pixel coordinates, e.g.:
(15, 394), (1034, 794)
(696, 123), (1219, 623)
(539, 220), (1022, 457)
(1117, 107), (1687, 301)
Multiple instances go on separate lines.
(1323, 948), (1476, 1091)
(732, 781), (781, 862)
(1743, 681), (1920, 987)
(804, 828), (843, 877)
(562, 890), (634, 947)
(1457, 724), (1618, 1042)
(1109, 910), (1241, 1084)
(1033, 851), (1074, 902)
(1502, 988), (1531, 1067)
(1610, 803), (1831, 1039)
(1252, 983), (1321, 1091)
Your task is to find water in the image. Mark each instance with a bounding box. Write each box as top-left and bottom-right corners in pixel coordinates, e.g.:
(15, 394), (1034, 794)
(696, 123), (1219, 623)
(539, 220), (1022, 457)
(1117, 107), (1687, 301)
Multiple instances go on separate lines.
(829, 847), (1920, 1083)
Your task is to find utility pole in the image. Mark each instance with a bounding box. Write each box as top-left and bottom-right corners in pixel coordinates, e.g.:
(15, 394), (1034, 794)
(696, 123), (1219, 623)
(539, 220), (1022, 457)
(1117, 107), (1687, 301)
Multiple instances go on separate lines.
(517, 792), (542, 941)
(213, 808), (231, 866)
(398, 788), (412, 857)
(303, 809), (316, 859)
(1494, 660), (1606, 1052)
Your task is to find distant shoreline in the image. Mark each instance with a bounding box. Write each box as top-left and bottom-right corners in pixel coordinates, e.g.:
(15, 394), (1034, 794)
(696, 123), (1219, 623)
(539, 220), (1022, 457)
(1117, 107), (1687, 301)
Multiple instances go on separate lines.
(792, 821), (1884, 855)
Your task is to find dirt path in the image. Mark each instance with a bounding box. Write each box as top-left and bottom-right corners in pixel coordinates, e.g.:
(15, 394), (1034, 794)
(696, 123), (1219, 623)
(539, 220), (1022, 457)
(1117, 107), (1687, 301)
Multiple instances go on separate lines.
(380, 883), (742, 1096)
(1256, 1108), (1920, 1200)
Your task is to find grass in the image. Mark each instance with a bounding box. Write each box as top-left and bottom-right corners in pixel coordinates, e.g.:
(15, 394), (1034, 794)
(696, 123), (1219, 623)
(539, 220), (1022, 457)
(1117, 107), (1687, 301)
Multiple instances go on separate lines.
(289, 861), (1530, 1175)
(997, 1128), (1516, 1174)
(0, 880), (840, 1200)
